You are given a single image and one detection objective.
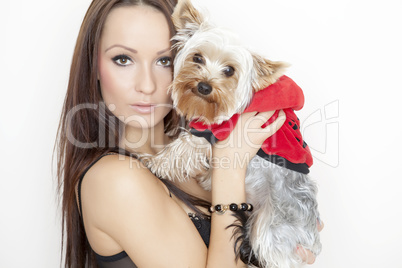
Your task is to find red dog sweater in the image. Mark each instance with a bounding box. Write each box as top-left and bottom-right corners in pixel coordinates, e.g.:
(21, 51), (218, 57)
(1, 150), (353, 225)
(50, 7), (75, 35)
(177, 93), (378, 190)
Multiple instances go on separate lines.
(189, 75), (313, 174)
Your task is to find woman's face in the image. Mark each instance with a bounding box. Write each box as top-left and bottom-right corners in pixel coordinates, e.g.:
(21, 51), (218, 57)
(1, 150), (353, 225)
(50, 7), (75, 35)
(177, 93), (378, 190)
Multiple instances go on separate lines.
(98, 5), (173, 130)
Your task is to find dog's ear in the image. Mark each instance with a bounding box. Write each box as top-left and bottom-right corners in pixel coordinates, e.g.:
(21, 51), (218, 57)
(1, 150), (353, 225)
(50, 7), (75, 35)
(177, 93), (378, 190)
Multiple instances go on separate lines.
(251, 54), (289, 91)
(172, 0), (203, 32)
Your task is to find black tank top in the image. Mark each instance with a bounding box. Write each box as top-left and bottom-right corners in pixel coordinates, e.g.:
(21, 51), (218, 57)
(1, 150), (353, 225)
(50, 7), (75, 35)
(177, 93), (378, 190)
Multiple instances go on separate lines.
(78, 153), (211, 267)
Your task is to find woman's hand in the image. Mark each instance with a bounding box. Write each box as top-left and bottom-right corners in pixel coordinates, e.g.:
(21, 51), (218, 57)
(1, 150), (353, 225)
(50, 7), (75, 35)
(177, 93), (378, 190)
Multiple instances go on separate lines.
(212, 110), (286, 170)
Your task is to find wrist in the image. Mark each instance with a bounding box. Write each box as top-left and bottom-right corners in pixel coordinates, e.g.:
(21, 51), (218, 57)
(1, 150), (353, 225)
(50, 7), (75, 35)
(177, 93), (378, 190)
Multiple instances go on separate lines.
(209, 202), (253, 215)
(211, 168), (247, 204)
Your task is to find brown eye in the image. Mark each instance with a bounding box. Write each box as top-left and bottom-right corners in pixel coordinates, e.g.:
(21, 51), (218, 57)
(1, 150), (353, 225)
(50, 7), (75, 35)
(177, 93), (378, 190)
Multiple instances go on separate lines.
(157, 57), (172, 67)
(193, 54), (205, 64)
(112, 55), (132, 66)
(223, 66), (235, 77)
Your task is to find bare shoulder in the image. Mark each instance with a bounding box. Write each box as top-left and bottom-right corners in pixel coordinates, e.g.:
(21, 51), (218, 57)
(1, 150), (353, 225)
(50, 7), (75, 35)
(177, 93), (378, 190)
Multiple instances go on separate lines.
(80, 154), (207, 266)
(81, 154), (168, 219)
(83, 154), (163, 191)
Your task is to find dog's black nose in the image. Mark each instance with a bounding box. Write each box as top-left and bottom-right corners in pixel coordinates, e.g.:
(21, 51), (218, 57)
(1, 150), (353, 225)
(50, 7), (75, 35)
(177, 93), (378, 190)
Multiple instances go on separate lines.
(197, 82), (212, 95)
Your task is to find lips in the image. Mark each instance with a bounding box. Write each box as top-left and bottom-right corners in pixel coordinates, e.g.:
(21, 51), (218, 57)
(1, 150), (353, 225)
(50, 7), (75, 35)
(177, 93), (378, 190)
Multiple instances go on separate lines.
(130, 103), (156, 114)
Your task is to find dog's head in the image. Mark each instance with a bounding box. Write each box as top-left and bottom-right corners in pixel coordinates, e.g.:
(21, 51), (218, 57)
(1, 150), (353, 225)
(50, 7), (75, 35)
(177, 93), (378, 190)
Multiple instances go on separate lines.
(171, 0), (287, 124)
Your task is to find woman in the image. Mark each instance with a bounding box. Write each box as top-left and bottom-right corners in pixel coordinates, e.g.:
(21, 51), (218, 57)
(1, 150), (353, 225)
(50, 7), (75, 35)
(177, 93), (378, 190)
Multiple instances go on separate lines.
(55, 0), (321, 267)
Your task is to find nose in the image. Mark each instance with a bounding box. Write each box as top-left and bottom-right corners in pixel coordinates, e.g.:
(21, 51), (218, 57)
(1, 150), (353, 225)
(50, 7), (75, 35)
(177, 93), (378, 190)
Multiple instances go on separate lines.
(135, 65), (157, 94)
(197, 82), (212, 95)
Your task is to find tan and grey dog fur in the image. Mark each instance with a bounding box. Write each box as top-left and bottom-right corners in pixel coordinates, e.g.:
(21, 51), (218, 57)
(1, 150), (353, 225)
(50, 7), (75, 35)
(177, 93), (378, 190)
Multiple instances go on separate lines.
(139, 0), (321, 267)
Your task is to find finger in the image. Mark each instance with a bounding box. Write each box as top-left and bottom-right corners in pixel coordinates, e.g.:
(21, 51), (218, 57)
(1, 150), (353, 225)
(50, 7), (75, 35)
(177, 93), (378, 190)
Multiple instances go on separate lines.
(237, 111), (275, 129)
(242, 111), (285, 146)
(317, 219), (324, 232)
(250, 110), (277, 125)
(258, 110), (286, 134)
(241, 109), (276, 120)
(238, 110), (284, 129)
(296, 247), (316, 264)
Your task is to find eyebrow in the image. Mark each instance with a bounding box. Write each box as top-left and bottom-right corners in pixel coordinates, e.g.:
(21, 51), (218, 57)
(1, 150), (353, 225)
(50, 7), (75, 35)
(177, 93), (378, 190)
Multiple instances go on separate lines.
(105, 44), (137, 53)
(105, 44), (171, 55)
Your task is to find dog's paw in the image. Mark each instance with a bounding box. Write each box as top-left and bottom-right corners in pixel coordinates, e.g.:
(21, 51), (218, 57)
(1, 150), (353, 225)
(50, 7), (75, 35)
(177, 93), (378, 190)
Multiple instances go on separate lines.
(135, 131), (212, 182)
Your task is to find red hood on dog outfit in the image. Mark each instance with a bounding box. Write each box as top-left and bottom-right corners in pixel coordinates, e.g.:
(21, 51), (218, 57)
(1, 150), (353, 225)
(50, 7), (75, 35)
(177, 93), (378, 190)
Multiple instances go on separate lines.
(189, 75), (313, 174)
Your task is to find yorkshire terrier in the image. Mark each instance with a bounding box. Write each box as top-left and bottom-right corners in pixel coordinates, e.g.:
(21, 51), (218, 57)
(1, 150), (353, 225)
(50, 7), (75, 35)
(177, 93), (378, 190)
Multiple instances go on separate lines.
(139, 0), (322, 267)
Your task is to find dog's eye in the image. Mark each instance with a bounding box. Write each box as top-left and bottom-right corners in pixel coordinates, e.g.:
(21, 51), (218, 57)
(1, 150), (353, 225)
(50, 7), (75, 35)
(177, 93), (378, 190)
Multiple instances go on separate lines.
(193, 54), (205, 64)
(223, 66), (235, 77)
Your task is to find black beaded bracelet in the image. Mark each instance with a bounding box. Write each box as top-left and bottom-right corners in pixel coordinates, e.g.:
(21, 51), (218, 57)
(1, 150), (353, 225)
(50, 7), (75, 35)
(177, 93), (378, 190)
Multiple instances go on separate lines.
(209, 202), (253, 215)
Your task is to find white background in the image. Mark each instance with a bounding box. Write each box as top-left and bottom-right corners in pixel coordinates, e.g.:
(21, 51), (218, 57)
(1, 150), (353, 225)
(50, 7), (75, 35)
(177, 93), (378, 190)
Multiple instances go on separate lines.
(1, 0), (402, 267)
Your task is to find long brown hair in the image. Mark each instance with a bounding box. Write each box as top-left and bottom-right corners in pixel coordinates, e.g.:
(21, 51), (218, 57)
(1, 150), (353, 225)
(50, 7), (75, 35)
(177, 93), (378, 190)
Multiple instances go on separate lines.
(55, 0), (179, 267)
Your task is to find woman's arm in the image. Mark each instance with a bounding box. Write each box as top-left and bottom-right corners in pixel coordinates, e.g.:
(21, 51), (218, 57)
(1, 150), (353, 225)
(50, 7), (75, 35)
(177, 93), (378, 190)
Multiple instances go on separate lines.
(206, 111), (286, 268)
(80, 155), (209, 267)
